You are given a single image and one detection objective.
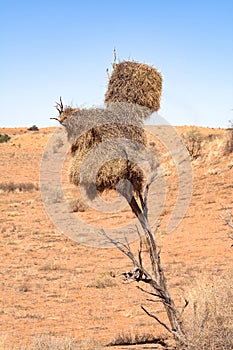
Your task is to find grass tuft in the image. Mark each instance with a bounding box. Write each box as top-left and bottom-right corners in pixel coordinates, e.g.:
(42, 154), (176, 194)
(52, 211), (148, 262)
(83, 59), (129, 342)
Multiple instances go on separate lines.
(0, 182), (38, 192)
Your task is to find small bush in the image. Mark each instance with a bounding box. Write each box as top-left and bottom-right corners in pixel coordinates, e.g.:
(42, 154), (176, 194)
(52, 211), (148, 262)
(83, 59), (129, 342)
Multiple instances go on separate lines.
(182, 128), (203, 160)
(28, 125), (39, 131)
(69, 198), (88, 212)
(0, 134), (11, 143)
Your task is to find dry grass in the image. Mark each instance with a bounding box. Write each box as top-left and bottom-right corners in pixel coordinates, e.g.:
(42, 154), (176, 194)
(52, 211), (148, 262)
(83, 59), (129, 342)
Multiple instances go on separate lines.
(223, 127), (233, 155)
(180, 272), (233, 350)
(105, 61), (162, 112)
(0, 182), (38, 192)
(108, 332), (167, 347)
(31, 335), (102, 350)
(0, 334), (102, 350)
(87, 272), (117, 289)
(87, 277), (116, 289)
(69, 198), (88, 212)
(64, 102), (156, 199)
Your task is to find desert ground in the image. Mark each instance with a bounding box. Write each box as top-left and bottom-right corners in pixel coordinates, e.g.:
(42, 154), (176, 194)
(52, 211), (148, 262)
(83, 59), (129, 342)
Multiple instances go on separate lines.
(0, 125), (232, 349)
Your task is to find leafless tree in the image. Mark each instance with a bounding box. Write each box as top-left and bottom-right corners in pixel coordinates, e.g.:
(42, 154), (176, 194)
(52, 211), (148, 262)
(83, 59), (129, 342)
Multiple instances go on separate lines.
(101, 175), (188, 346)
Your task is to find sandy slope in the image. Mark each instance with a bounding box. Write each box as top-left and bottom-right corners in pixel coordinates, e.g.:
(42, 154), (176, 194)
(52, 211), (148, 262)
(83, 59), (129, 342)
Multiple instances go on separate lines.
(0, 126), (232, 349)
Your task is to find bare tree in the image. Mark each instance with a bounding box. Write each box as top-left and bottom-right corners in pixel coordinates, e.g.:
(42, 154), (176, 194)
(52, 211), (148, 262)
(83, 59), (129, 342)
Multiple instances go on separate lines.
(101, 175), (188, 346)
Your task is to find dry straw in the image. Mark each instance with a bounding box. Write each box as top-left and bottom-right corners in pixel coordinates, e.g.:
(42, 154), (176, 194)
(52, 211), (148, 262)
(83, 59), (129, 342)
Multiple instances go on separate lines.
(61, 102), (156, 199)
(105, 61), (162, 113)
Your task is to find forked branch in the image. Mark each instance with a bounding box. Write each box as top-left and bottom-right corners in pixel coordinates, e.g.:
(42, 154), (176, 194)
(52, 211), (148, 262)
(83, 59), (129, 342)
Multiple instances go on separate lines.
(55, 96), (64, 115)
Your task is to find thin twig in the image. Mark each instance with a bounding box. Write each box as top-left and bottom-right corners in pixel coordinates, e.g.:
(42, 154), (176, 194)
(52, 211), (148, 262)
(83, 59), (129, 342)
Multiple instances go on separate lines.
(100, 229), (152, 283)
(124, 233), (131, 252)
(146, 298), (163, 303)
(141, 306), (172, 334)
(100, 229), (132, 258)
(136, 226), (143, 267)
(136, 285), (165, 300)
(180, 299), (189, 316)
(50, 117), (61, 123)
(220, 214), (233, 229)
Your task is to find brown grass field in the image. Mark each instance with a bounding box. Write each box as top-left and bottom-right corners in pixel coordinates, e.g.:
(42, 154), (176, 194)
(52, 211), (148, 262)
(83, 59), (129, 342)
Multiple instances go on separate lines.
(0, 126), (232, 349)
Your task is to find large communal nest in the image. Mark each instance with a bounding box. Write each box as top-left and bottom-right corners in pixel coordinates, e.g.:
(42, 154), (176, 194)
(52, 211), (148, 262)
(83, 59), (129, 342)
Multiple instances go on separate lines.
(105, 61), (162, 113)
(62, 102), (157, 199)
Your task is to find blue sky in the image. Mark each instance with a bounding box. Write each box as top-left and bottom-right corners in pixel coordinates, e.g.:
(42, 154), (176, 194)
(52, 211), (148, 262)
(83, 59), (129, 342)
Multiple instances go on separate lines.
(1, 0), (233, 127)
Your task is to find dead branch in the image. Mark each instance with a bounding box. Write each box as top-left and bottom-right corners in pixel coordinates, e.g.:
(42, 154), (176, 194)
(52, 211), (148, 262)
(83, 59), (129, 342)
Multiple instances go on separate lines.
(141, 306), (173, 334)
(180, 299), (189, 316)
(100, 172), (187, 345)
(100, 211), (186, 343)
(100, 229), (152, 284)
(55, 96), (64, 115)
(136, 285), (164, 300)
(50, 117), (62, 123)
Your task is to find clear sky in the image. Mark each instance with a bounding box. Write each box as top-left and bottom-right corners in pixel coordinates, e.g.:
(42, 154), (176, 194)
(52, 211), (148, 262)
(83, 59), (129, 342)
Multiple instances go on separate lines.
(1, 0), (233, 128)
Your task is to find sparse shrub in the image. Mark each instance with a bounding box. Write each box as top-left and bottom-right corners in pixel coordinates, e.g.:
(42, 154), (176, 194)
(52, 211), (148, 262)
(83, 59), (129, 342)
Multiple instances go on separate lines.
(0, 182), (38, 192)
(0, 133), (11, 143)
(181, 273), (233, 350)
(28, 125), (39, 131)
(182, 128), (203, 160)
(223, 120), (233, 155)
(69, 198), (88, 212)
(31, 335), (79, 350)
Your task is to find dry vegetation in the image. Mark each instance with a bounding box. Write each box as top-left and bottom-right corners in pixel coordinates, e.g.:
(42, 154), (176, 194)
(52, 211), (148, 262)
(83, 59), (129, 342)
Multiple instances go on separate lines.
(0, 182), (38, 192)
(0, 133), (11, 143)
(181, 128), (203, 160)
(0, 126), (232, 349)
(105, 60), (162, 112)
(182, 272), (233, 350)
(223, 125), (233, 155)
(69, 198), (88, 212)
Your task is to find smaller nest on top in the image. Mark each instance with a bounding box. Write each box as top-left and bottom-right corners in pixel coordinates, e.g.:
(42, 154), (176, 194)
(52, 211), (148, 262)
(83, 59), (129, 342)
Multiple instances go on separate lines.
(105, 61), (162, 113)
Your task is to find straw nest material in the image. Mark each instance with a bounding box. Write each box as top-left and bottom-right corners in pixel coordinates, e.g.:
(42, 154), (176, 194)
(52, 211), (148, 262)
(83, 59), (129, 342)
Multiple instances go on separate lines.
(69, 140), (151, 199)
(62, 102), (156, 199)
(70, 123), (146, 156)
(105, 61), (162, 113)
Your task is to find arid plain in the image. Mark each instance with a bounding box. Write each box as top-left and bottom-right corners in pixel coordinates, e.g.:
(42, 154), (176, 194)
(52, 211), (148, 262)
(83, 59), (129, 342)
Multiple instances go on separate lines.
(0, 125), (232, 349)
